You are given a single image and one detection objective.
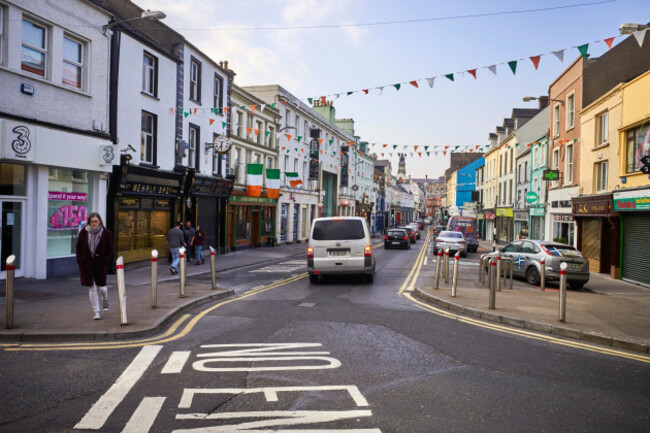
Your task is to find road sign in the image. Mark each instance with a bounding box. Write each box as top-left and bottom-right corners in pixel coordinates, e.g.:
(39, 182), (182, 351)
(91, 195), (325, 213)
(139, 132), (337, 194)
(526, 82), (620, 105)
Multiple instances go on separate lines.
(543, 169), (560, 181)
(525, 191), (539, 203)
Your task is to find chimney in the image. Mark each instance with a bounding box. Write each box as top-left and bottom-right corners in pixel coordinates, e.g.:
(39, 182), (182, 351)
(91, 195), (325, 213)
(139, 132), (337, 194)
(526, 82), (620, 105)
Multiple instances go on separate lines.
(219, 61), (223, 68)
(425, 174), (428, 179)
(224, 61), (229, 70)
(538, 96), (549, 109)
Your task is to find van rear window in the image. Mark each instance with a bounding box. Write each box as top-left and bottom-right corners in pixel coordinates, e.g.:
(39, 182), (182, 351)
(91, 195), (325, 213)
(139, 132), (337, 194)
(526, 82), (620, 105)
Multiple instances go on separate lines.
(312, 220), (365, 240)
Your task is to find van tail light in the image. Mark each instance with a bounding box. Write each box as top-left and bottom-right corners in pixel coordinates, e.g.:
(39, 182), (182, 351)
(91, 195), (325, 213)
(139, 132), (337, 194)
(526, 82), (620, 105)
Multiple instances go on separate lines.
(364, 246), (372, 257)
(385, 235), (389, 240)
(307, 247), (314, 258)
(403, 236), (408, 240)
(458, 240), (465, 244)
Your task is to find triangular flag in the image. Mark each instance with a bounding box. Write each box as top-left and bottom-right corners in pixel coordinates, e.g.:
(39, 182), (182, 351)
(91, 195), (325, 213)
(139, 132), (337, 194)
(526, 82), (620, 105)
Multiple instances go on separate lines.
(467, 69), (477, 79)
(254, 129), (259, 136)
(577, 43), (589, 60)
(297, 136), (302, 142)
(347, 91), (354, 96)
(508, 60), (518, 75)
(286, 135), (292, 141)
(349, 141), (354, 146)
(552, 49), (565, 62)
(222, 122), (227, 129)
(265, 131), (271, 138)
(414, 145), (419, 151)
(418, 152), (422, 157)
(320, 96), (326, 104)
(633, 28), (648, 47)
(223, 107), (229, 115)
(425, 146), (429, 150)
(443, 151), (447, 156)
(318, 138), (323, 145)
(393, 145), (398, 149)
(363, 89), (369, 94)
(193, 108), (197, 115)
(209, 118), (215, 126)
(251, 105), (256, 113)
(307, 98), (313, 105)
(409, 80), (419, 88)
(530, 55), (541, 70)
(260, 104), (266, 113)
(426, 77), (435, 88)
(246, 128), (252, 137)
(319, 150), (323, 155)
(487, 65), (497, 75)
(329, 140), (334, 145)
(269, 103), (276, 110)
(184, 111), (190, 118)
(383, 144), (388, 148)
(445, 73), (454, 82)
(604, 37), (615, 49)
(393, 84), (401, 91)
(170, 108), (176, 115)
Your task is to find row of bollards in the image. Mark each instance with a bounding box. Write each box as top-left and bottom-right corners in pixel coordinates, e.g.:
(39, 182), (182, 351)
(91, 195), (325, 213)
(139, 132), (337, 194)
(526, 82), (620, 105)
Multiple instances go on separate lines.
(433, 247), (460, 298)
(3, 246), (220, 329)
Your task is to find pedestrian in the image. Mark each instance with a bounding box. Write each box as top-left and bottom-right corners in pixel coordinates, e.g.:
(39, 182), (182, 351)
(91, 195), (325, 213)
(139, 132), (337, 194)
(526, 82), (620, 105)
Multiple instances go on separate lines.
(184, 220), (196, 262)
(194, 225), (206, 265)
(167, 221), (186, 275)
(75, 212), (113, 320)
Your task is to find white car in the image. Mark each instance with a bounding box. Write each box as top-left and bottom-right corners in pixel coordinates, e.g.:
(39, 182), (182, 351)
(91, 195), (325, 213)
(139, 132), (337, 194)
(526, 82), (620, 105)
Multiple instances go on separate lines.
(433, 231), (467, 257)
(308, 217), (376, 283)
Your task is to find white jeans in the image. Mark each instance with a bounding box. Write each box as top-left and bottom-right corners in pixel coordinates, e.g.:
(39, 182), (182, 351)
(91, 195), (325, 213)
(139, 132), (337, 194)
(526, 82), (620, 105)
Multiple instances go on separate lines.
(89, 284), (108, 314)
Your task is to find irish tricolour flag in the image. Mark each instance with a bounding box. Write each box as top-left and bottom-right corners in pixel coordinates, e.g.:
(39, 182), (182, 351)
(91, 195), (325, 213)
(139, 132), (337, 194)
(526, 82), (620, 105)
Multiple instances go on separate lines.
(266, 169), (280, 199)
(285, 172), (303, 187)
(247, 163), (263, 197)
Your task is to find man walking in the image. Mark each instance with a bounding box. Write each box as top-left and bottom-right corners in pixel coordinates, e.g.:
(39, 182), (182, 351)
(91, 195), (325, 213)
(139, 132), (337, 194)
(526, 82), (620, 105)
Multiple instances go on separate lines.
(167, 221), (186, 274)
(185, 220), (196, 262)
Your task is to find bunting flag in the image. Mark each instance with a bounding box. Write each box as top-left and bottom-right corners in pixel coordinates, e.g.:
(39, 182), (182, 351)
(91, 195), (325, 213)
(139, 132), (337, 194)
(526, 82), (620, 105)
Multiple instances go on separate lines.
(251, 105), (257, 113)
(530, 55), (541, 70)
(297, 136), (303, 142)
(209, 119), (215, 126)
(604, 37), (615, 49)
(223, 107), (228, 116)
(409, 80), (419, 88)
(260, 104), (266, 113)
(246, 164), (263, 197)
(269, 103), (276, 110)
(318, 138), (323, 145)
(445, 73), (454, 82)
(577, 43), (589, 60)
(487, 65), (497, 75)
(467, 69), (477, 79)
(222, 122), (227, 129)
(363, 89), (369, 94)
(286, 135), (292, 141)
(633, 28), (648, 47)
(246, 127), (252, 136)
(426, 77), (435, 88)
(266, 169), (280, 199)
(393, 84), (401, 91)
(307, 98), (313, 105)
(265, 130), (271, 138)
(552, 49), (565, 62)
(508, 60), (518, 75)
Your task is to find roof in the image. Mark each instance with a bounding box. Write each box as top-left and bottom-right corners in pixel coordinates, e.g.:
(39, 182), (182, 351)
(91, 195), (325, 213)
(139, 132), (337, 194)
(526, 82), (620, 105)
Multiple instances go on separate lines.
(512, 108), (540, 118)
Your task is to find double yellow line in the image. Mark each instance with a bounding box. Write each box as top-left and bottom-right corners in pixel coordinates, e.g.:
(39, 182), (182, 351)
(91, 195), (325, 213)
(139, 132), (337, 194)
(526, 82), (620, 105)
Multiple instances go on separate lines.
(397, 232), (431, 295)
(4, 272), (307, 352)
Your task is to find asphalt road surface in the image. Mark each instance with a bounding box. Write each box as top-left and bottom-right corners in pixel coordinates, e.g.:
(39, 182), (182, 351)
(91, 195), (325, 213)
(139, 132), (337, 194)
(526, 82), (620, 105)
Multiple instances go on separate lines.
(0, 236), (648, 432)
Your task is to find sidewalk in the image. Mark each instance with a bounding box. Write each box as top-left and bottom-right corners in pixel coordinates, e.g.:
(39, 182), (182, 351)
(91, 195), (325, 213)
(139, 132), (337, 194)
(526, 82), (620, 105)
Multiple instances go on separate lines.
(416, 241), (650, 353)
(0, 242), (308, 342)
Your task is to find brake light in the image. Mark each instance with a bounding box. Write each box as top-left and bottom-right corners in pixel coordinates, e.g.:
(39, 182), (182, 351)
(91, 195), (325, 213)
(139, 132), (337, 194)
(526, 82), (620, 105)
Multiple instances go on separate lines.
(403, 236), (408, 240)
(385, 235), (389, 240)
(307, 247), (314, 258)
(364, 245), (372, 257)
(458, 240), (465, 244)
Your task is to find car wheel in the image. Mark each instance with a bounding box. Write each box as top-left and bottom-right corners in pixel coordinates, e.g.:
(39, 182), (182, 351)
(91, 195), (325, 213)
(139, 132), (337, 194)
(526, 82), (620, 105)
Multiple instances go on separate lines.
(461, 251), (467, 258)
(526, 266), (540, 285)
(309, 274), (319, 284)
(407, 243), (411, 249)
(384, 245), (389, 250)
(366, 273), (374, 283)
(569, 282), (585, 291)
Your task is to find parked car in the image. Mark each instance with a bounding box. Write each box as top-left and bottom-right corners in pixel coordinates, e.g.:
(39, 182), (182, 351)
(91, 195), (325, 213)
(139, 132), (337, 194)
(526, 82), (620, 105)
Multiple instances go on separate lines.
(447, 216), (479, 253)
(482, 240), (589, 290)
(384, 228), (410, 249)
(308, 217), (375, 283)
(408, 223), (421, 239)
(424, 217), (432, 225)
(416, 220), (424, 230)
(433, 226), (446, 237)
(433, 231), (467, 257)
(401, 226), (417, 243)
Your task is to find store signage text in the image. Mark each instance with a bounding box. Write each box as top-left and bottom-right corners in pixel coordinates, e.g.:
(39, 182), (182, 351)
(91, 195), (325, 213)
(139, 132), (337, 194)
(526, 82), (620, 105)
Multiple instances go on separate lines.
(574, 200), (609, 215)
(496, 208), (513, 217)
(4, 122), (36, 161)
(49, 205), (88, 230)
(121, 182), (180, 196)
(614, 196), (650, 211)
(230, 195), (277, 204)
(48, 191), (88, 201)
(553, 214), (574, 222)
(484, 211), (495, 220)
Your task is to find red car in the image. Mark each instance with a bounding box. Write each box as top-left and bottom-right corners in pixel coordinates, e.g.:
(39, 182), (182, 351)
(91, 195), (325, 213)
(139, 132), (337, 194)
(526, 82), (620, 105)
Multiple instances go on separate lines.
(400, 226), (417, 243)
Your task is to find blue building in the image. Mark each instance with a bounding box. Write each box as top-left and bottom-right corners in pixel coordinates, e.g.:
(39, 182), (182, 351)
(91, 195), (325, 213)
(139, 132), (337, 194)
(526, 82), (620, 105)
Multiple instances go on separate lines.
(456, 157), (485, 208)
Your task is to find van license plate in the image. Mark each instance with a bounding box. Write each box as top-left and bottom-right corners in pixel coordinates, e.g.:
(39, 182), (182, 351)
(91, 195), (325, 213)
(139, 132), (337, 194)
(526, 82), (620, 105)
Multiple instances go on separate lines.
(329, 250), (348, 257)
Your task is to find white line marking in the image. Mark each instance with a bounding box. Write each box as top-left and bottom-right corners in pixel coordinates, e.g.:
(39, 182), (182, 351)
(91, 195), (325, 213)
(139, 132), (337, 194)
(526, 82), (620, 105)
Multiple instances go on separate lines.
(424, 257), (428, 266)
(122, 397), (165, 433)
(74, 345), (162, 430)
(161, 351), (191, 374)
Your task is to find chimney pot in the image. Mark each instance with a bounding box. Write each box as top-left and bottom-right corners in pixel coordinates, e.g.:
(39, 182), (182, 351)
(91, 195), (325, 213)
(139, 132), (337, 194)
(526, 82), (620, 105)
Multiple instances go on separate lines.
(224, 61), (229, 69)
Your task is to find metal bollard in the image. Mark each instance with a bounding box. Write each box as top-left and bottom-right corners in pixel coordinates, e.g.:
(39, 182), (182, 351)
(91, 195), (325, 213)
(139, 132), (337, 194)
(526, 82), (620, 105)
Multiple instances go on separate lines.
(496, 251), (502, 292)
(5, 255), (15, 329)
(151, 249), (158, 308)
(179, 247), (187, 298)
(434, 248), (442, 290)
(558, 262), (567, 322)
(116, 256), (128, 325)
(540, 257), (546, 292)
(489, 256), (496, 309)
(209, 246), (217, 290)
(451, 252), (460, 297)
(444, 248), (450, 284)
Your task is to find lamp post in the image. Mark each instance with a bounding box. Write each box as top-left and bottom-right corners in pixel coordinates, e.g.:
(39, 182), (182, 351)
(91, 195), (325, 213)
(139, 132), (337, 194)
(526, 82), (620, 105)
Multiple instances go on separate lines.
(102, 10), (166, 33)
(522, 96), (564, 106)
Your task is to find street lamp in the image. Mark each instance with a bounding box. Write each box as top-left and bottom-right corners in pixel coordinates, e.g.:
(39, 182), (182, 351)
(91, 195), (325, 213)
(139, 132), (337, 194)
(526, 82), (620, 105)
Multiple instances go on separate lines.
(102, 10), (166, 33)
(522, 96), (564, 106)
(619, 22), (649, 34)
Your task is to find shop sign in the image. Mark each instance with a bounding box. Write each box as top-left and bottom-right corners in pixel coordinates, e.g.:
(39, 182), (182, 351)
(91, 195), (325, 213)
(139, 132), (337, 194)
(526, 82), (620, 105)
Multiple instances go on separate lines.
(192, 178), (233, 197)
(553, 214), (573, 222)
(614, 196), (650, 211)
(230, 195), (277, 204)
(154, 199), (172, 209)
(525, 191), (539, 203)
(119, 198), (140, 209)
(530, 207), (545, 217)
(3, 121), (36, 162)
(48, 191), (89, 230)
(496, 208), (513, 217)
(573, 198), (611, 216)
(121, 182), (180, 196)
(484, 211), (495, 220)
(514, 210), (529, 221)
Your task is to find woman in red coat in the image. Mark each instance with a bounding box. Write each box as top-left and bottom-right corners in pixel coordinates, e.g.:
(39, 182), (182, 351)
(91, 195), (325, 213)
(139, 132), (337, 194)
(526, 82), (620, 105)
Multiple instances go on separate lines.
(75, 212), (113, 320)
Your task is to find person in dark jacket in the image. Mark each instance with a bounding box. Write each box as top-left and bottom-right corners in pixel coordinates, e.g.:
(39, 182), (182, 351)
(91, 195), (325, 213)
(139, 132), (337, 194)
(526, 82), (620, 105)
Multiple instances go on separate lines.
(75, 212), (113, 320)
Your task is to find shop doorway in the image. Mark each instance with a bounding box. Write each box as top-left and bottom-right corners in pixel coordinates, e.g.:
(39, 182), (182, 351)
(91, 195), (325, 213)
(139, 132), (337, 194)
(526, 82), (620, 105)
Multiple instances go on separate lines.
(1, 200), (23, 277)
(228, 207), (235, 251)
(252, 208), (260, 247)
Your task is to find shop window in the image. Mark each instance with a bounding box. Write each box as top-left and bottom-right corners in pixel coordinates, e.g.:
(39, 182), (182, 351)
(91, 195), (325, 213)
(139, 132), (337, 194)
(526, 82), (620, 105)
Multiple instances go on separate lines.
(236, 206), (250, 240)
(62, 35), (84, 89)
(22, 19), (47, 77)
(117, 199), (172, 263)
(0, 163), (27, 196)
(626, 124), (650, 173)
(142, 51), (158, 96)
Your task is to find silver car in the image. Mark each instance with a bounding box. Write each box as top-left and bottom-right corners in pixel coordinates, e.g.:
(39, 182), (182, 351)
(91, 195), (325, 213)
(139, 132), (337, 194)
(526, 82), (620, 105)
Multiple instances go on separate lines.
(483, 240), (589, 290)
(433, 231), (467, 257)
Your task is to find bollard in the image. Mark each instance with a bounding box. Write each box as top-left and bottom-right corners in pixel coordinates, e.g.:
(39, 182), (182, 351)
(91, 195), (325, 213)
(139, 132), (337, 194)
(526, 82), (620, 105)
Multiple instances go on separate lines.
(116, 256), (128, 325)
(151, 249), (158, 308)
(451, 252), (460, 297)
(558, 262), (567, 322)
(5, 255), (15, 329)
(444, 248), (450, 284)
(434, 248), (442, 290)
(209, 246), (217, 290)
(496, 251), (502, 292)
(540, 257), (546, 292)
(489, 256), (496, 309)
(179, 246), (187, 298)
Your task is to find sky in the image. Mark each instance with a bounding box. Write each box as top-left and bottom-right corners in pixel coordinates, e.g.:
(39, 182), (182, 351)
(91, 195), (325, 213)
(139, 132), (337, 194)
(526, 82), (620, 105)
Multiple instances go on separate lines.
(135, 0), (650, 179)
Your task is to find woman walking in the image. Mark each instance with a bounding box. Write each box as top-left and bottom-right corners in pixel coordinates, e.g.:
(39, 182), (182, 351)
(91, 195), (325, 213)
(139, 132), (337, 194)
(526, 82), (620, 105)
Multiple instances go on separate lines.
(194, 225), (206, 265)
(76, 212), (113, 320)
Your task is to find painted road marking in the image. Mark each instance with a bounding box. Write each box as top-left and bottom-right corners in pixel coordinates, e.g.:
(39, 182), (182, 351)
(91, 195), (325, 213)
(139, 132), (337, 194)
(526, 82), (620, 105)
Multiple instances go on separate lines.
(250, 264), (305, 273)
(122, 397), (165, 433)
(161, 351), (191, 374)
(75, 345), (162, 430)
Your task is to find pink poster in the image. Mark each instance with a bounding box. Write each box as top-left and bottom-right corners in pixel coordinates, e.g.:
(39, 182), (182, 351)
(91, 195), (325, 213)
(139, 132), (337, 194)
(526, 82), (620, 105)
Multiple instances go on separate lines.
(48, 191), (89, 230)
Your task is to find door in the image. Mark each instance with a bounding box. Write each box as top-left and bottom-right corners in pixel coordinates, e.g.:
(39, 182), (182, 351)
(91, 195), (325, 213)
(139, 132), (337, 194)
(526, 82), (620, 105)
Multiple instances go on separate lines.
(292, 204), (299, 242)
(1, 201), (23, 276)
(252, 208), (261, 247)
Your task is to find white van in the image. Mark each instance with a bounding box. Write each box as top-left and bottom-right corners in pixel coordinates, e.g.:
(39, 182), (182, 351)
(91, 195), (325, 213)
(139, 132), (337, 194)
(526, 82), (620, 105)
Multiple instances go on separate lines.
(307, 217), (375, 283)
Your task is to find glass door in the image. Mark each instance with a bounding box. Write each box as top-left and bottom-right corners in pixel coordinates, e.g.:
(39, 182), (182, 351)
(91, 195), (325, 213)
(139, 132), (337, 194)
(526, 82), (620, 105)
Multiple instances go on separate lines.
(1, 201), (23, 274)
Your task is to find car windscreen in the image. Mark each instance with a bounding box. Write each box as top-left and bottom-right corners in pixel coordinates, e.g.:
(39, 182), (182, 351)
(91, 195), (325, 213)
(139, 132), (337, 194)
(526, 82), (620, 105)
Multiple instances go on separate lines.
(312, 220), (365, 240)
(440, 231), (463, 238)
(388, 230), (406, 236)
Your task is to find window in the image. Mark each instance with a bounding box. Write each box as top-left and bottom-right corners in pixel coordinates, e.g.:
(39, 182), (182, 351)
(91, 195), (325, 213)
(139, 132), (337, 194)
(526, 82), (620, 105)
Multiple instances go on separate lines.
(524, 161), (528, 181)
(510, 149), (514, 173)
(141, 111), (156, 164)
(534, 178), (538, 193)
(267, 127), (275, 148)
(553, 105), (560, 137)
(188, 125), (199, 169)
(0, 7), (4, 64)
(267, 157), (273, 169)
(566, 93), (575, 130)
(22, 19), (47, 77)
(212, 134), (222, 175)
(189, 58), (201, 102)
(213, 74), (223, 113)
(597, 112), (608, 145)
(142, 51), (157, 96)
(256, 121), (262, 144)
(595, 161), (608, 192)
(237, 112), (243, 137)
(625, 124), (650, 173)
(565, 143), (574, 184)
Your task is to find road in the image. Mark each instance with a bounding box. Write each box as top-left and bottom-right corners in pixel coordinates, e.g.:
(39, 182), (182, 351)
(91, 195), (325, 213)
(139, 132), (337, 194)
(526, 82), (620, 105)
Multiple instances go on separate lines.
(0, 235), (648, 432)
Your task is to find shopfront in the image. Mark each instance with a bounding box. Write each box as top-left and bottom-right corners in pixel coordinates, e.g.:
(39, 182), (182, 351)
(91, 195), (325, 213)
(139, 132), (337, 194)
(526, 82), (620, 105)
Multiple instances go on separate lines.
(191, 176), (233, 254)
(547, 187), (578, 247)
(495, 207), (513, 243)
(228, 193), (277, 251)
(614, 187), (650, 287)
(573, 194), (619, 275)
(356, 201), (373, 230)
(484, 210), (495, 242)
(0, 162), (27, 278)
(514, 210), (529, 239)
(530, 206), (546, 241)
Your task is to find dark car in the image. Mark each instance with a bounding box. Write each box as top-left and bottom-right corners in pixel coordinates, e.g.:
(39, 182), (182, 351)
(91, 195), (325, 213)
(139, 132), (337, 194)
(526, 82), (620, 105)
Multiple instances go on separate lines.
(433, 226), (446, 236)
(400, 226), (417, 243)
(384, 229), (410, 249)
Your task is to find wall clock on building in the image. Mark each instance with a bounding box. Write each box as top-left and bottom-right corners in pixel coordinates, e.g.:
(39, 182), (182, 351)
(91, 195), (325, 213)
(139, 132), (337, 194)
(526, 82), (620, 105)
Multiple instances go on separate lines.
(213, 135), (232, 154)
